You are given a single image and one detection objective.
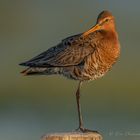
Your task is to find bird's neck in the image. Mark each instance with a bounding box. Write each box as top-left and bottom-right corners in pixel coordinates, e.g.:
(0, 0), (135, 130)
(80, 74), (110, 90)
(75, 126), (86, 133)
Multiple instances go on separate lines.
(104, 27), (118, 41)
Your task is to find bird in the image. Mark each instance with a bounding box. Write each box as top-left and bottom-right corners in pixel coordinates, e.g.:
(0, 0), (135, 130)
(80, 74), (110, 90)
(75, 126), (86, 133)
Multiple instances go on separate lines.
(19, 10), (120, 133)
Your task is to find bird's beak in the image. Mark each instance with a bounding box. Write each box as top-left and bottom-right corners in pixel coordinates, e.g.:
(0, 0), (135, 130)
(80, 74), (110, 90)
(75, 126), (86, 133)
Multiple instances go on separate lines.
(83, 23), (101, 36)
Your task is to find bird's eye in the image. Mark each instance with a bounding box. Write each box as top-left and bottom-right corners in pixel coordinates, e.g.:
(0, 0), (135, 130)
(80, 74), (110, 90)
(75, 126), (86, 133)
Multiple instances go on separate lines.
(105, 18), (109, 22)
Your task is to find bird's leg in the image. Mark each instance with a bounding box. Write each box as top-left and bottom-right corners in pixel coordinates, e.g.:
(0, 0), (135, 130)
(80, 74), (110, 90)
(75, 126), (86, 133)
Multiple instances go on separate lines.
(75, 81), (84, 131)
(75, 81), (99, 133)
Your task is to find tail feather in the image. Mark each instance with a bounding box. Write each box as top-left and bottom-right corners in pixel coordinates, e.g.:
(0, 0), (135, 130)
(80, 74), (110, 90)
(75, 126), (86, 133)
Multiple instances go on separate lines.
(20, 67), (47, 75)
(20, 66), (62, 76)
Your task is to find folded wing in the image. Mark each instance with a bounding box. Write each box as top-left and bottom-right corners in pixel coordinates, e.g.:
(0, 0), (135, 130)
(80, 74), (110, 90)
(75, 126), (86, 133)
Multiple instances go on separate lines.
(20, 32), (101, 68)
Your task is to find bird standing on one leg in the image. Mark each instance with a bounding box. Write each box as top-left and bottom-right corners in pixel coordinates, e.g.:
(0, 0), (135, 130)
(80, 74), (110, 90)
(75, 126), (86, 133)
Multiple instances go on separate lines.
(20, 10), (120, 132)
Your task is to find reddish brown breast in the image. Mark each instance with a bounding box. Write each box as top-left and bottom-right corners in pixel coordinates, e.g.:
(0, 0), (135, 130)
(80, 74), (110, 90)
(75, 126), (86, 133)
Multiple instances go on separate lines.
(82, 30), (120, 80)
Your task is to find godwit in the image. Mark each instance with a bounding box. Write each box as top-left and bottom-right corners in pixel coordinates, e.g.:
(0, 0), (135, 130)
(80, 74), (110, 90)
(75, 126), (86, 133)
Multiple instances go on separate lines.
(20, 10), (120, 132)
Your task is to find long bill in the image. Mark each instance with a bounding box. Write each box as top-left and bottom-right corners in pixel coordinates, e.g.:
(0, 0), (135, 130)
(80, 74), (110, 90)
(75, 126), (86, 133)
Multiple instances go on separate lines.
(82, 23), (101, 36)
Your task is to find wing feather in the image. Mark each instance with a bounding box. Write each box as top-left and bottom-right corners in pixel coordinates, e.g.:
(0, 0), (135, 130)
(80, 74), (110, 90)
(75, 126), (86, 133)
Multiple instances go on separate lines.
(20, 31), (103, 67)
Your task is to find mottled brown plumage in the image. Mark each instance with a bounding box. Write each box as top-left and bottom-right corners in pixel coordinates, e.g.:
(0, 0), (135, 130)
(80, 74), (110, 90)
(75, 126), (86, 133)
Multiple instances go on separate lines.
(20, 10), (120, 132)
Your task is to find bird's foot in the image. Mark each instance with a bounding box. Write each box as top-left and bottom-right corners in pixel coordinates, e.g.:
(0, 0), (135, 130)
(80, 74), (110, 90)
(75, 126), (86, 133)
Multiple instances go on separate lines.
(75, 127), (99, 133)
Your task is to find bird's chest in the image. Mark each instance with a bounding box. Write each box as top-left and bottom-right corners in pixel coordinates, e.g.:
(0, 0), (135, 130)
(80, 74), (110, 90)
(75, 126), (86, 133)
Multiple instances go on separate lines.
(83, 42), (120, 80)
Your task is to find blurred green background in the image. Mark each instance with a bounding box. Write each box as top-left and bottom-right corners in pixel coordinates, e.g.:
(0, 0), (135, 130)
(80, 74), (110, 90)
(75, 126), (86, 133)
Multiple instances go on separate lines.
(0, 0), (140, 140)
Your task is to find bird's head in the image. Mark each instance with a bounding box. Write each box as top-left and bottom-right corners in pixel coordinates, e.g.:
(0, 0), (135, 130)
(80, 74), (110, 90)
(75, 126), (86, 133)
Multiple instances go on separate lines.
(97, 10), (115, 30)
(83, 10), (116, 36)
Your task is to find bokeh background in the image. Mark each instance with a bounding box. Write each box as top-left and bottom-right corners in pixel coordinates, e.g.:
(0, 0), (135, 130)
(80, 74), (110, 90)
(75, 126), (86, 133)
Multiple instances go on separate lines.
(0, 0), (140, 140)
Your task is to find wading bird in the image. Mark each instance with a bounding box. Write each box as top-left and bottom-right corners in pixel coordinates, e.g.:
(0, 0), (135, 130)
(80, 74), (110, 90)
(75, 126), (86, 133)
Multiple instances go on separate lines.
(20, 10), (120, 133)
